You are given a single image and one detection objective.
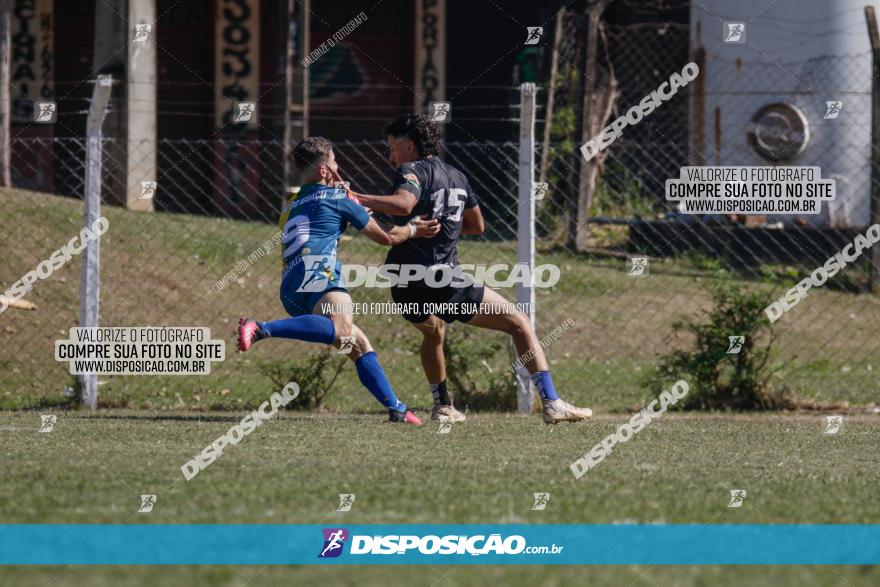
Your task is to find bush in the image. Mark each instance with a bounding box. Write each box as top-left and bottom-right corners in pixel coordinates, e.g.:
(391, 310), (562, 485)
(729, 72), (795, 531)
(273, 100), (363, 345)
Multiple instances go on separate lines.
(646, 275), (791, 410)
(443, 327), (518, 411)
(259, 349), (347, 411)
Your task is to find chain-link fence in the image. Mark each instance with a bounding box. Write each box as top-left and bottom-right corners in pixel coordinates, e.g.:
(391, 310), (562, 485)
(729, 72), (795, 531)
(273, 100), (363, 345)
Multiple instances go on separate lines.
(532, 4), (879, 408)
(3, 0), (880, 413)
(2, 134), (531, 412)
(3, 125), (879, 413)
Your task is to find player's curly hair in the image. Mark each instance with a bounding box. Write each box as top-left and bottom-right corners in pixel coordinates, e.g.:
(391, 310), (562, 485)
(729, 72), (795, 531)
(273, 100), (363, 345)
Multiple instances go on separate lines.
(293, 136), (334, 172)
(383, 114), (443, 157)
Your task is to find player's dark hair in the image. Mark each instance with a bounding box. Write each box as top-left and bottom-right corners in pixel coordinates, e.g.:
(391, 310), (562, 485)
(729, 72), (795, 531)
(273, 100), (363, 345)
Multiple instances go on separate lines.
(293, 137), (334, 172)
(383, 114), (443, 157)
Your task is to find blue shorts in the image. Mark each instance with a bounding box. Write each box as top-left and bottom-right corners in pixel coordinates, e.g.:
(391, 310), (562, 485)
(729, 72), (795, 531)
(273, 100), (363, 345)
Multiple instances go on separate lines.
(279, 259), (348, 317)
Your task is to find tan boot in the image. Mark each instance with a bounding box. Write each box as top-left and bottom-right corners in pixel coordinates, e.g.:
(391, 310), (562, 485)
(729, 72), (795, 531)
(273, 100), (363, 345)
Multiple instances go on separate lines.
(542, 399), (592, 424)
(431, 404), (467, 422)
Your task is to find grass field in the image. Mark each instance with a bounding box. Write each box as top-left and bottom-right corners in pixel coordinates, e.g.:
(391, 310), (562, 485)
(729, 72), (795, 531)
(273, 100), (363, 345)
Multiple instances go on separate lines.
(1, 410), (879, 584)
(2, 565), (879, 587)
(2, 188), (879, 585)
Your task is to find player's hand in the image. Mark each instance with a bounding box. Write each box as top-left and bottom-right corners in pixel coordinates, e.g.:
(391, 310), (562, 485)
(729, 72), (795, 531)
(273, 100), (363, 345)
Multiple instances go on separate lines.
(329, 166), (362, 204)
(411, 215), (440, 238)
(348, 191), (364, 207)
(329, 166), (350, 190)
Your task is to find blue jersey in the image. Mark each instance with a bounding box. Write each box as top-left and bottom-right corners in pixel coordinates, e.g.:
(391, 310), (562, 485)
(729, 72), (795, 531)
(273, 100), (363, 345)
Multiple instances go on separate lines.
(277, 183), (370, 316)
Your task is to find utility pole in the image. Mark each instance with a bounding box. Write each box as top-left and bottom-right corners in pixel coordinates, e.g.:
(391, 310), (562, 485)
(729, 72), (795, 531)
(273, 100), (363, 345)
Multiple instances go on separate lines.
(93, 0), (126, 205)
(127, 0), (156, 211)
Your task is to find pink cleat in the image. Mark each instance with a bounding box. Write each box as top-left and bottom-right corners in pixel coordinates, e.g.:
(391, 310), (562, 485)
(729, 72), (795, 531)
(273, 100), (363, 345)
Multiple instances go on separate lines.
(389, 408), (423, 426)
(237, 317), (266, 352)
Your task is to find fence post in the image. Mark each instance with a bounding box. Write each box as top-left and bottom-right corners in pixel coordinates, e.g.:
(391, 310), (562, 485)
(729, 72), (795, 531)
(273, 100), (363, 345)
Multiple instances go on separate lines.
(516, 83), (537, 415)
(866, 6), (880, 292)
(79, 75), (112, 411)
(0, 0), (10, 187)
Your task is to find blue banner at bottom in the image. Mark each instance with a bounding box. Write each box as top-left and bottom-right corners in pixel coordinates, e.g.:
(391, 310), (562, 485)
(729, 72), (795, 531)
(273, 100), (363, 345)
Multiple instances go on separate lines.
(1, 524), (877, 565)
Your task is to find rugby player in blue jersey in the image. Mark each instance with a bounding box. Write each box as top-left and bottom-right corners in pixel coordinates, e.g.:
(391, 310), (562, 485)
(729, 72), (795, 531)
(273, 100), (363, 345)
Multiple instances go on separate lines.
(238, 137), (438, 425)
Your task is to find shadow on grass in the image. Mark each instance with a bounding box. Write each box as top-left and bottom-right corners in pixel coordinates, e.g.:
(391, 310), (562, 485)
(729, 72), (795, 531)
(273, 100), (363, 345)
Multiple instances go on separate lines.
(56, 411), (381, 423)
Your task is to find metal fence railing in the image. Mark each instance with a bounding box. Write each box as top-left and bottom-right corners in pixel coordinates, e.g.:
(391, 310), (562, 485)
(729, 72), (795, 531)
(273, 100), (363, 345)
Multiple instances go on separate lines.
(2, 135), (531, 412)
(7, 0), (880, 413)
(3, 130), (879, 413)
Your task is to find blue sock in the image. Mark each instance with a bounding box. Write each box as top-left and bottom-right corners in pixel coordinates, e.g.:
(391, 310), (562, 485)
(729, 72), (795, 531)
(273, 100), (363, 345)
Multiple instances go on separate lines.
(355, 351), (406, 412)
(259, 315), (335, 345)
(531, 371), (559, 401)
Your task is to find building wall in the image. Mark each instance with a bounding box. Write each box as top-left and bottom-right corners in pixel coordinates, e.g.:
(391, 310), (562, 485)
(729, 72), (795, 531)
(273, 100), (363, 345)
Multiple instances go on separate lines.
(307, 0), (413, 142)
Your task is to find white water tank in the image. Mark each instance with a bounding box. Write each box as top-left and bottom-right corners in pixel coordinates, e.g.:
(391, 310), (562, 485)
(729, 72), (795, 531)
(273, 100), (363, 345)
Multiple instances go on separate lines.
(690, 0), (873, 227)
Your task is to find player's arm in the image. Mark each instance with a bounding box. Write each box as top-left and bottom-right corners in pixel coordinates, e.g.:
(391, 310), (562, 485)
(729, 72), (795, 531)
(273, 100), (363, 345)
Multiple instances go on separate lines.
(360, 216), (440, 246)
(354, 189), (418, 217)
(461, 183), (484, 235)
(461, 206), (485, 235)
(346, 164), (422, 217)
(334, 192), (439, 246)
